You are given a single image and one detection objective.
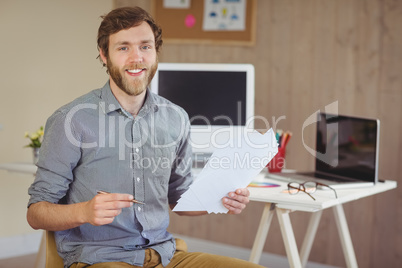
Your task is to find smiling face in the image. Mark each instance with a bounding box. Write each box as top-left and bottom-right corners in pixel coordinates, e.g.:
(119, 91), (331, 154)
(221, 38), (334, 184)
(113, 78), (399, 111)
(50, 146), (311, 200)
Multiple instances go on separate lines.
(100, 22), (158, 97)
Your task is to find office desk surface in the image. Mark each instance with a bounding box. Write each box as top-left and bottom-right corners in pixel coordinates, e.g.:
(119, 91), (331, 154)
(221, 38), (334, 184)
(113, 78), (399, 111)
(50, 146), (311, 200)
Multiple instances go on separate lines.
(249, 172), (397, 212)
(0, 162), (37, 174)
(248, 171), (397, 267)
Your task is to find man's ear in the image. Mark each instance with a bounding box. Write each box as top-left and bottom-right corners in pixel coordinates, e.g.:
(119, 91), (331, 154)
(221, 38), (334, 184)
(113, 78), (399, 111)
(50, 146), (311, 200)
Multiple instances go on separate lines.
(99, 49), (107, 66)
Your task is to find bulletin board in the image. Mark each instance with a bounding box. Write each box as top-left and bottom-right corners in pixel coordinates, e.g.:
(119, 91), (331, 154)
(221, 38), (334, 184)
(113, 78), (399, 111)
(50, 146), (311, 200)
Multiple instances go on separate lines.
(151, 0), (256, 46)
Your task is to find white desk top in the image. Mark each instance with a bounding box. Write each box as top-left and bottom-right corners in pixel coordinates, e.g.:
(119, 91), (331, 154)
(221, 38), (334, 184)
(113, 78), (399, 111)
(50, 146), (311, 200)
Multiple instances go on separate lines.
(0, 162), (37, 174)
(249, 172), (397, 212)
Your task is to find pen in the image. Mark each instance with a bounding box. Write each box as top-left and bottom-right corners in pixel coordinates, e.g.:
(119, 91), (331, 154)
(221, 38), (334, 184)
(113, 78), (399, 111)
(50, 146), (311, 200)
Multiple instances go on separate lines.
(276, 129), (283, 147)
(97, 190), (146, 205)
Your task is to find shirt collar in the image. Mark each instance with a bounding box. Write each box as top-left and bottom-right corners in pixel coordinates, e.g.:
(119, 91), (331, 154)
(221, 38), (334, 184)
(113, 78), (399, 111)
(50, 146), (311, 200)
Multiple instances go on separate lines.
(99, 81), (159, 116)
(142, 88), (159, 114)
(99, 81), (122, 115)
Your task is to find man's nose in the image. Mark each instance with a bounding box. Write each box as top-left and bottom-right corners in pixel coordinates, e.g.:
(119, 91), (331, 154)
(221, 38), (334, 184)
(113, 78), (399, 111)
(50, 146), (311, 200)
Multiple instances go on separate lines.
(128, 48), (143, 63)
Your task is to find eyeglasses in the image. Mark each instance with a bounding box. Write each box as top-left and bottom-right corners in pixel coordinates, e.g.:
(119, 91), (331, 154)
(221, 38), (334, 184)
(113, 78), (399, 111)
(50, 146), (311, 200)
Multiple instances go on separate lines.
(287, 181), (338, 201)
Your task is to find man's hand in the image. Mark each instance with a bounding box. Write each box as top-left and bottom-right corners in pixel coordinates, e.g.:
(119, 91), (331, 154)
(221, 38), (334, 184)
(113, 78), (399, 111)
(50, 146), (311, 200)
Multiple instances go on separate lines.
(222, 188), (250, 215)
(83, 192), (134, 226)
(27, 193), (134, 232)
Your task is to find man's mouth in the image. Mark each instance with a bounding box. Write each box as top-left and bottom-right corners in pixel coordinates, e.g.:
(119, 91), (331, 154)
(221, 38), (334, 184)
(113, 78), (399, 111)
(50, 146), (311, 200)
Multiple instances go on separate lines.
(126, 68), (146, 76)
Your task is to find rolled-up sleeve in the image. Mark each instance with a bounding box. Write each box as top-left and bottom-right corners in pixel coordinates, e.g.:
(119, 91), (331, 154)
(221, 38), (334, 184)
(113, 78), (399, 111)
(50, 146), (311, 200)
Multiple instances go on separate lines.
(28, 110), (81, 207)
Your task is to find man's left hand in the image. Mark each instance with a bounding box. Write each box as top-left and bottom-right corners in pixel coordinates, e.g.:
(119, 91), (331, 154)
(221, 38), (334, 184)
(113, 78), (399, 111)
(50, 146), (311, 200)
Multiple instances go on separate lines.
(222, 188), (250, 215)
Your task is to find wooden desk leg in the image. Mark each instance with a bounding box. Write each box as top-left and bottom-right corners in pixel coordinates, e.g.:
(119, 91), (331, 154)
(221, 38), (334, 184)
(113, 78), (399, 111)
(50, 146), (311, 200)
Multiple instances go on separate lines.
(276, 208), (302, 268)
(300, 210), (323, 267)
(249, 203), (275, 263)
(332, 204), (358, 268)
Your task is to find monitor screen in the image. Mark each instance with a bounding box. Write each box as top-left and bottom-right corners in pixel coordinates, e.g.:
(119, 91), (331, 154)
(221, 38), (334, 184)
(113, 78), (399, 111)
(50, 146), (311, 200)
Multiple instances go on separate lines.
(150, 63), (255, 154)
(158, 70), (247, 126)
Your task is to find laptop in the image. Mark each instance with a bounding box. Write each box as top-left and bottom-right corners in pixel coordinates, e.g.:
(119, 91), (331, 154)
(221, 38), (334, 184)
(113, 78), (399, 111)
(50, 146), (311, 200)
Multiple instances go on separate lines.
(269, 113), (380, 189)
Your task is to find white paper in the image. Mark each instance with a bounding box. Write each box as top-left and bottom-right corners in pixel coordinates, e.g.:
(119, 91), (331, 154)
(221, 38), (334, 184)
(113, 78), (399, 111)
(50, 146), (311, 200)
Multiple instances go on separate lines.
(164, 0), (191, 9)
(173, 129), (278, 214)
(203, 0), (246, 31)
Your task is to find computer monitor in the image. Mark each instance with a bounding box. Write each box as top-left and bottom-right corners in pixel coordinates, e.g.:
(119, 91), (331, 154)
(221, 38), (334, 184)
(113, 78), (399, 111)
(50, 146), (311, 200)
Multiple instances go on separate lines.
(150, 63), (255, 157)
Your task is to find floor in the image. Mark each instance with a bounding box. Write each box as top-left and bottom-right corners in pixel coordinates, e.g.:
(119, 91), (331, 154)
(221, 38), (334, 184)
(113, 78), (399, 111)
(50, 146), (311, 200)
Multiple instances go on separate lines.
(0, 253), (36, 268)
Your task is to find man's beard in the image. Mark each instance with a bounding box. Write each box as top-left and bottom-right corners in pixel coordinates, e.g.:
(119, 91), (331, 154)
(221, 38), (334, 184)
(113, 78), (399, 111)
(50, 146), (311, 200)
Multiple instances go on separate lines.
(107, 58), (158, 96)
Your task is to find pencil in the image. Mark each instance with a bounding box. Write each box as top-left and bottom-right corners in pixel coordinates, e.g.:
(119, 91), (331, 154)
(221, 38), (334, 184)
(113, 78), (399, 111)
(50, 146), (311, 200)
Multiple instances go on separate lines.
(97, 190), (145, 205)
(283, 131), (292, 147)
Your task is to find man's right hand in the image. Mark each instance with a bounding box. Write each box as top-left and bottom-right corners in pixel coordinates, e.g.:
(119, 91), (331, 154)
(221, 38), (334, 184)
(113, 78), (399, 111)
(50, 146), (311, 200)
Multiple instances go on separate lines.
(27, 193), (134, 231)
(84, 192), (134, 226)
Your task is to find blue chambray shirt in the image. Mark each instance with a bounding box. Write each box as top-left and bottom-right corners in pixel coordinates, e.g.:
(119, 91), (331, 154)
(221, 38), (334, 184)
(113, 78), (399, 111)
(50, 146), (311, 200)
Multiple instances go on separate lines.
(28, 81), (193, 267)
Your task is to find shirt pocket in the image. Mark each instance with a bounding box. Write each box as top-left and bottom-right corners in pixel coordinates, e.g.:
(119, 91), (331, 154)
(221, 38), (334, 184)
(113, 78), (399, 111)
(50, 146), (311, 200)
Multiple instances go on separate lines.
(152, 147), (176, 179)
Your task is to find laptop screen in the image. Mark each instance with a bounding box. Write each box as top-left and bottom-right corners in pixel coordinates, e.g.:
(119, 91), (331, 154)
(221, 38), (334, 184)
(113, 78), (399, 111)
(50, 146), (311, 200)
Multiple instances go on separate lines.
(315, 113), (379, 182)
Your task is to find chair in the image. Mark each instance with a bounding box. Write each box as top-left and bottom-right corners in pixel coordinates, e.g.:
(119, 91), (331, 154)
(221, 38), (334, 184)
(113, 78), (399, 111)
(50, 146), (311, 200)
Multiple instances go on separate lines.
(45, 231), (64, 268)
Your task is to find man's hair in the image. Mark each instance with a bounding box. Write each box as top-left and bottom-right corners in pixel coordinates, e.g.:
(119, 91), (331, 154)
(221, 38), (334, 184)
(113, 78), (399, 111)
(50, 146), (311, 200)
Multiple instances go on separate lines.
(97, 6), (163, 66)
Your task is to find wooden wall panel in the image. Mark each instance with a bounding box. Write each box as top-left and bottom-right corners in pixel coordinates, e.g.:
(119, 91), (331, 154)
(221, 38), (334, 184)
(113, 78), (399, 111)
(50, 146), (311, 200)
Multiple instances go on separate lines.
(115, 0), (401, 267)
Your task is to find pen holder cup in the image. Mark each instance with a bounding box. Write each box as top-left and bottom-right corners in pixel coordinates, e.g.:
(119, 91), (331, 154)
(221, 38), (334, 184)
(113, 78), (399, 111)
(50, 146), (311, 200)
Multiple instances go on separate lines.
(267, 146), (286, 173)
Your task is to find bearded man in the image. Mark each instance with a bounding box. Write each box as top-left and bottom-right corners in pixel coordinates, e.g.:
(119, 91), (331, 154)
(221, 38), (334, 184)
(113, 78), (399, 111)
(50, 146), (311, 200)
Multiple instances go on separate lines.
(27, 6), (263, 268)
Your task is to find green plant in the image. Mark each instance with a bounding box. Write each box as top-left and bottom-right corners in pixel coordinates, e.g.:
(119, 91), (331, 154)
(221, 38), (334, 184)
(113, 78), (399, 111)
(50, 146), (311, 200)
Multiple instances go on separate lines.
(24, 126), (44, 148)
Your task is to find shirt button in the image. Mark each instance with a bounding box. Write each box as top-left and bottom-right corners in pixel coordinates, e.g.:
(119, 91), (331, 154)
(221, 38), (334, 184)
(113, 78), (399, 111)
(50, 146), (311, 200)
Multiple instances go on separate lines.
(142, 232), (147, 238)
(135, 148), (139, 153)
(136, 177), (140, 182)
(138, 207), (142, 212)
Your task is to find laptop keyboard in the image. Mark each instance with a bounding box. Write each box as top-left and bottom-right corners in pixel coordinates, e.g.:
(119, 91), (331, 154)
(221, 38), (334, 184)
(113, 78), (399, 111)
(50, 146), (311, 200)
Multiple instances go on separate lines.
(300, 172), (355, 183)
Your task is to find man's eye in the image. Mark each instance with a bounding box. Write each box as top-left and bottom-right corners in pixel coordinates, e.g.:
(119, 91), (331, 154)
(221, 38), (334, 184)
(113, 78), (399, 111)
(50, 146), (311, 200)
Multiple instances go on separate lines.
(119, 47), (128, 51)
(141, 45), (151, 50)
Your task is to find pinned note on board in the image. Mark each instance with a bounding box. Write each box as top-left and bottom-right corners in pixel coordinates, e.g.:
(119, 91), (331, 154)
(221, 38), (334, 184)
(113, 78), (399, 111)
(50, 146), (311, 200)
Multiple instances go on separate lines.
(164, 0), (191, 9)
(203, 0), (246, 31)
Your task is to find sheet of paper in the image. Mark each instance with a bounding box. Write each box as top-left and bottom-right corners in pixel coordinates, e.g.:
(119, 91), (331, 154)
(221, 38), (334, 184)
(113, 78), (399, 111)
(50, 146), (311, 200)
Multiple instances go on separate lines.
(163, 0), (191, 9)
(173, 129), (278, 214)
(203, 0), (246, 31)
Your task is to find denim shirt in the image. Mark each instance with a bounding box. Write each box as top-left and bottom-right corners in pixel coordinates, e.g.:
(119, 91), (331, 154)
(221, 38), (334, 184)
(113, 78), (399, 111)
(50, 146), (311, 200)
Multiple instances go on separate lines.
(28, 82), (193, 267)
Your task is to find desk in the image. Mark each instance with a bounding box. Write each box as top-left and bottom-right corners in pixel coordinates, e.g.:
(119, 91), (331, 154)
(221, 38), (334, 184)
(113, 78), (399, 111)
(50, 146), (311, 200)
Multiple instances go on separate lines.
(0, 162), (37, 174)
(248, 171), (397, 268)
(1, 163), (397, 268)
(0, 163), (44, 268)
